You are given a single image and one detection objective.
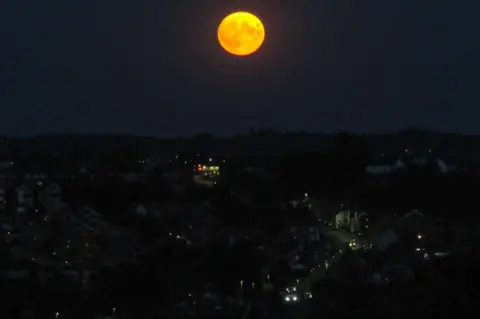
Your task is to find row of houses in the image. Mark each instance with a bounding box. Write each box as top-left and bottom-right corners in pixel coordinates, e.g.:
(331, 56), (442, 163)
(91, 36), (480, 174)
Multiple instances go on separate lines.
(0, 180), (63, 214)
(366, 155), (453, 175)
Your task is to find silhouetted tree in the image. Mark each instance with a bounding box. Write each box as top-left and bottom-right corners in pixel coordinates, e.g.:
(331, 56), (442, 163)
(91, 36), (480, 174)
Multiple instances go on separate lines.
(143, 166), (171, 201)
(278, 151), (325, 195)
(191, 133), (215, 154)
(323, 132), (370, 199)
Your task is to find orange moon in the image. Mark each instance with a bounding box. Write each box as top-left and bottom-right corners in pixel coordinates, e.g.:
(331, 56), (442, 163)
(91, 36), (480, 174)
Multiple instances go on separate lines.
(217, 12), (265, 56)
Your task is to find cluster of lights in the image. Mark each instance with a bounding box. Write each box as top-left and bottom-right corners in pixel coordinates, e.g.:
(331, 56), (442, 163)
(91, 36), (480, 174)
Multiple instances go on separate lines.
(349, 239), (357, 248)
(195, 164), (220, 172)
(284, 294), (298, 302)
(283, 286), (313, 303)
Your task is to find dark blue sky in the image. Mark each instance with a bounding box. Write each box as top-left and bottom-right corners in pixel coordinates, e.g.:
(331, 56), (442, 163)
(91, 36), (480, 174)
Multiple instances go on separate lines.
(1, 0), (479, 137)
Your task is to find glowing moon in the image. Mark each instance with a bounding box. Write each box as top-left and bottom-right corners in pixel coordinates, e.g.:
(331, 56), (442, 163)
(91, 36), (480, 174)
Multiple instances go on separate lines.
(217, 11), (265, 56)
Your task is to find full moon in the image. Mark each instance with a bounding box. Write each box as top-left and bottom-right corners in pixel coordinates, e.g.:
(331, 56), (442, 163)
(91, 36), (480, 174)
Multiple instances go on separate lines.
(217, 11), (265, 56)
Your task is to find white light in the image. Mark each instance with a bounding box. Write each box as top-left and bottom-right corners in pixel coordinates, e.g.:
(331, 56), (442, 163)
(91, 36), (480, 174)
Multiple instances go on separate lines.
(285, 296), (290, 302)
(293, 296), (298, 301)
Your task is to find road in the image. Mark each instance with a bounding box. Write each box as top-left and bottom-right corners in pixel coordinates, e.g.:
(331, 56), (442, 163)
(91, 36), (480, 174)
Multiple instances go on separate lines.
(262, 226), (358, 293)
(324, 227), (357, 246)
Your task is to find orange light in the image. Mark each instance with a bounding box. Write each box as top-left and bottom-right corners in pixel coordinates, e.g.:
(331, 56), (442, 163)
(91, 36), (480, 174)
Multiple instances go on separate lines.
(217, 11), (265, 56)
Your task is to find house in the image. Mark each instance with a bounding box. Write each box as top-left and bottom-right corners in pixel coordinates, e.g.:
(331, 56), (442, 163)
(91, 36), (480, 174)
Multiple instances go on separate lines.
(372, 229), (399, 251)
(130, 203), (148, 217)
(45, 182), (61, 198)
(39, 182), (63, 211)
(365, 154), (395, 175)
(334, 210), (367, 233)
(15, 183), (34, 209)
(127, 202), (166, 223)
(0, 180), (8, 212)
(396, 209), (435, 240)
(79, 207), (107, 229)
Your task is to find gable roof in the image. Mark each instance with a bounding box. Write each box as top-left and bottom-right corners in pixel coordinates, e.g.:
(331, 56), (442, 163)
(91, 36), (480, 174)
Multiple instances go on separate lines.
(399, 209), (424, 220)
(45, 182), (61, 194)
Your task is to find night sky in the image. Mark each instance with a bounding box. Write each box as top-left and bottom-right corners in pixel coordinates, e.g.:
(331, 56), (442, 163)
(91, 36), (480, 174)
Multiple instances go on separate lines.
(2, 1), (479, 137)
